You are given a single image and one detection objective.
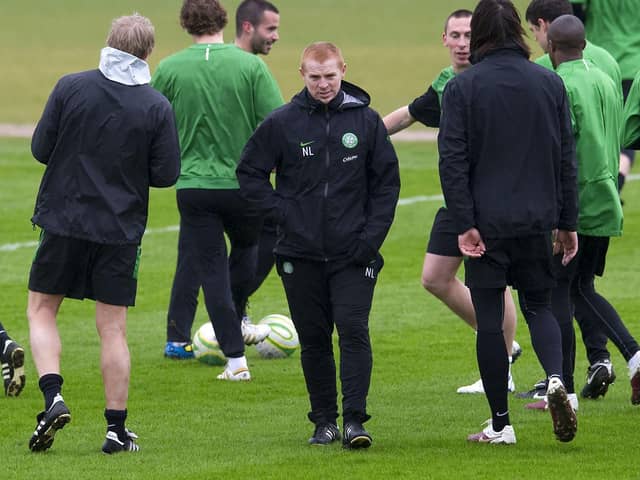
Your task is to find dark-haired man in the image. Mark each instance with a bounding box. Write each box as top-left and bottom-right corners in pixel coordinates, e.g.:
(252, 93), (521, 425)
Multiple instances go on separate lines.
(234, 0), (284, 333)
(383, 9), (521, 397)
(439, 0), (578, 444)
(235, 0), (279, 55)
(152, 0), (283, 378)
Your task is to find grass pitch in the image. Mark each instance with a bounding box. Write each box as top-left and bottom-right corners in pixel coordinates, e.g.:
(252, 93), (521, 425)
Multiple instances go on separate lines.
(2, 1), (639, 478)
(2, 137), (640, 479)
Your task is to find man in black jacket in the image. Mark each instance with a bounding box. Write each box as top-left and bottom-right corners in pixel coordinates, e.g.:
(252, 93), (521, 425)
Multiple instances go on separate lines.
(237, 41), (400, 449)
(439, 0), (578, 444)
(27, 13), (180, 454)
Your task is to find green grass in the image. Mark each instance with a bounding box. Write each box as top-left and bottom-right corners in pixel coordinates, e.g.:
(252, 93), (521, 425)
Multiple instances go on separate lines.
(2, 137), (640, 479)
(2, 0), (539, 124)
(1, 1), (636, 478)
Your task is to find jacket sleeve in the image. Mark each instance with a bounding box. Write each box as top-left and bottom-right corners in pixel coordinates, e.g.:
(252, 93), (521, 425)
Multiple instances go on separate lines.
(148, 101), (181, 188)
(408, 86), (441, 128)
(556, 86), (579, 231)
(237, 116), (284, 223)
(623, 73), (640, 150)
(31, 80), (63, 165)
(438, 79), (474, 234)
(361, 113), (401, 251)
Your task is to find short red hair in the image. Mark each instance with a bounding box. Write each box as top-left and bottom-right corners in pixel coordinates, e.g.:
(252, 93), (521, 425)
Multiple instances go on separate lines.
(300, 42), (344, 71)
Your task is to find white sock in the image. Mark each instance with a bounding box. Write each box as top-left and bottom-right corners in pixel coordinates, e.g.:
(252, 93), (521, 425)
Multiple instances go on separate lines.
(628, 351), (640, 376)
(228, 356), (248, 372)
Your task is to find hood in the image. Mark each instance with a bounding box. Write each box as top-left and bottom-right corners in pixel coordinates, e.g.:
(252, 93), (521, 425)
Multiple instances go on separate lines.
(291, 80), (371, 112)
(98, 47), (151, 86)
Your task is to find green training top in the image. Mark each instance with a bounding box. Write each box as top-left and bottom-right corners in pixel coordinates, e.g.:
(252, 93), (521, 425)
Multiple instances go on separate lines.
(431, 66), (455, 105)
(623, 70), (640, 149)
(151, 43), (284, 190)
(555, 59), (623, 237)
(570, 0), (640, 80)
(535, 41), (622, 99)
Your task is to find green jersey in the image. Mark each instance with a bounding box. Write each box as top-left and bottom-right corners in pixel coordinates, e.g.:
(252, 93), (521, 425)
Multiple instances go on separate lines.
(571, 0), (640, 80)
(431, 66), (455, 104)
(151, 44), (284, 190)
(623, 70), (640, 149)
(535, 41), (622, 97)
(556, 59), (623, 237)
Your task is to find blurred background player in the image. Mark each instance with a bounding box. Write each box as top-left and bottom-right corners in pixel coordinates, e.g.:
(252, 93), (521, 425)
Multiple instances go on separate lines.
(0, 322), (25, 397)
(27, 13), (180, 453)
(238, 41), (400, 449)
(525, 0), (619, 400)
(153, 0), (283, 379)
(570, 0), (640, 196)
(383, 9), (521, 395)
(439, 0), (578, 444)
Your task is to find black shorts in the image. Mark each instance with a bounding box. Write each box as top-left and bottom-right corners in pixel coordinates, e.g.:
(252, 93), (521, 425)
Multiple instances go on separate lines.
(622, 149), (636, 165)
(464, 234), (554, 291)
(554, 234), (609, 280)
(426, 207), (461, 257)
(28, 231), (140, 306)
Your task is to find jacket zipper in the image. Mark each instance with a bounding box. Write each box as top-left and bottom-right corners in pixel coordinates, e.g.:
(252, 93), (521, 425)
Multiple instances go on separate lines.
(323, 106), (330, 262)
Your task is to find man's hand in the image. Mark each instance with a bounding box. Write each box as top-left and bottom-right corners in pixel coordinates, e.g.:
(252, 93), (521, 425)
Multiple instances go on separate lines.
(458, 228), (485, 258)
(554, 229), (578, 266)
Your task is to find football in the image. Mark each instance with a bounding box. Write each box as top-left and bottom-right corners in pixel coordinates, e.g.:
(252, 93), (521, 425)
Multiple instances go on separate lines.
(192, 322), (226, 366)
(255, 314), (299, 359)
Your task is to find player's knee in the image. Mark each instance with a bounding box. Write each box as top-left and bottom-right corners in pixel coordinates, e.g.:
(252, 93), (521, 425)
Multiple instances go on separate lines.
(421, 273), (448, 297)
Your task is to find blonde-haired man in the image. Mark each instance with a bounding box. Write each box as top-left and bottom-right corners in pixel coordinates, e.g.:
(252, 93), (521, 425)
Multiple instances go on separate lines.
(28, 13), (180, 454)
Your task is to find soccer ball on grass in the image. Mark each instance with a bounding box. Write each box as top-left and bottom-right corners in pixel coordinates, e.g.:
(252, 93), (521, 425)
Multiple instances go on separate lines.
(192, 322), (226, 366)
(255, 314), (299, 359)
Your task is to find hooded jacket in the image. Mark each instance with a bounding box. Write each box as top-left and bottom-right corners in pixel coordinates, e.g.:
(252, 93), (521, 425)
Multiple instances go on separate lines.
(237, 81), (400, 262)
(31, 48), (180, 245)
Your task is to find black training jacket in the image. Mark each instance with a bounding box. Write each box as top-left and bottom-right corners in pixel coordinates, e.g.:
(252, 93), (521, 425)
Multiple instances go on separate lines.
(31, 69), (180, 245)
(438, 47), (578, 238)
(237, 81), (400, 262)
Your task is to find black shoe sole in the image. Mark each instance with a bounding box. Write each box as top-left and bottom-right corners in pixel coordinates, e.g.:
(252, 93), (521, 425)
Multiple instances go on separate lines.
(547, 387), (577, 443)
(343, 435), (372, 449)
(4, 346), (25, 397)
(29, 413), (71, 452)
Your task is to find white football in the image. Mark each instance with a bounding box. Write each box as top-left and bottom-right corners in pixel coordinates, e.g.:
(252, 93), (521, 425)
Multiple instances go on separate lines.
(192, 322), (226, 366)
(255, 314), (299, 359)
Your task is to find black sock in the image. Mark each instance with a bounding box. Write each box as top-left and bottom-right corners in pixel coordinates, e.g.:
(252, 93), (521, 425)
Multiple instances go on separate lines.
(618, 173), (626, 192)
(105, 409), (128, 441)
(38, 373), (63, 410)
(471, 288), (511, 432)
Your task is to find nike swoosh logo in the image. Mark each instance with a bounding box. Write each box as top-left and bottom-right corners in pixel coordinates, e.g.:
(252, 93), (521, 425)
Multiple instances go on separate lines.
(299, 141), (315, 147)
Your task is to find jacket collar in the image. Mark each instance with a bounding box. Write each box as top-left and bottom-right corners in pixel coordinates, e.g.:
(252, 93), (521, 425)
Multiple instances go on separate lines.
(470, 43), (529, 65)
(98, 47), (151, 86)
(293, 80), (370, 112)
